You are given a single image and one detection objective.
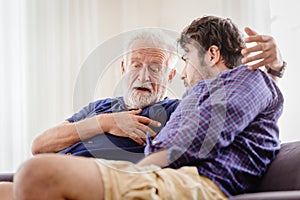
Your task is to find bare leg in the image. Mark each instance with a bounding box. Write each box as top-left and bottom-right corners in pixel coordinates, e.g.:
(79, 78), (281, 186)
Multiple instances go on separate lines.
(13, 154), (105, 200)
(0, 182), (13, 200)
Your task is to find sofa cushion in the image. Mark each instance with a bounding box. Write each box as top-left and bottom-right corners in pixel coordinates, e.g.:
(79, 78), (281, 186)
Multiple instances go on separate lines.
(230, 191), (300, 200)
(258, 141), (300, 191)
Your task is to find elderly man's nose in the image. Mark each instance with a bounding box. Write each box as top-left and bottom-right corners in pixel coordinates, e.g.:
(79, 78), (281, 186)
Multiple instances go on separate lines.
(138, 66), (150, 81)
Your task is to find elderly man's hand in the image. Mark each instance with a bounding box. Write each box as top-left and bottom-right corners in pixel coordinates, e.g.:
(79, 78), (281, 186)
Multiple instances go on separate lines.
(100, 109), (161, 146)
(241, 27), (283, 71)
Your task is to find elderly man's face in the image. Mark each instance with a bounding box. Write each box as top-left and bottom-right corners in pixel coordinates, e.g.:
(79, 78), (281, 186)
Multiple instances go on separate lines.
(122, 40), (174, 108)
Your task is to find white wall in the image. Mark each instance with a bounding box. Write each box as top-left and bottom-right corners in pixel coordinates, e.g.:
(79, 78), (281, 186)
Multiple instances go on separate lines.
(270, 0), (300, 142)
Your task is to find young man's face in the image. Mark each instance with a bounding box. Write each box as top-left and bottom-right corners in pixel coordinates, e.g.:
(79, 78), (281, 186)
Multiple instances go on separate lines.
(181, 43), (210, 90)
(122, 40), (173, 108)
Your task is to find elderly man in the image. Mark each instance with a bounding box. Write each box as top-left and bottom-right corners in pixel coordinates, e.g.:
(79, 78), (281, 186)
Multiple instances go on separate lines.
(31, 29), (180, 163)
(0, 17), (286, 199)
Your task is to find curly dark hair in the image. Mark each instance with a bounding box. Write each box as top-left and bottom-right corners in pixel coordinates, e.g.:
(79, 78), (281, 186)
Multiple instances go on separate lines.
(179, 16), (245, 69)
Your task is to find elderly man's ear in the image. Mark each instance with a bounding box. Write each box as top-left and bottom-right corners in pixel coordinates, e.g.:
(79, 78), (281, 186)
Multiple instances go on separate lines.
(121, 60), (126, 75)
(168, 69), (177, 83)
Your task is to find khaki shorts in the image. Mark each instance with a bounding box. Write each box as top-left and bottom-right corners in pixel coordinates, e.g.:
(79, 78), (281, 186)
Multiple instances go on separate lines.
(95, 159), (227, 200)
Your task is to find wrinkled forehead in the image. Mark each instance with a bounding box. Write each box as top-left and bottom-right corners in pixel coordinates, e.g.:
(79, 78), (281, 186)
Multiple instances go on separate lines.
(128, 49), (169, 62)
(126, 40), (170, 63)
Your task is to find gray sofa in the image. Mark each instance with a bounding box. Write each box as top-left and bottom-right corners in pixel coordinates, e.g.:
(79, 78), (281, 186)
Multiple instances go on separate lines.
(230, 141), (300, 200)
(0, 173), (13, 182)
(1, 141), (300, 199)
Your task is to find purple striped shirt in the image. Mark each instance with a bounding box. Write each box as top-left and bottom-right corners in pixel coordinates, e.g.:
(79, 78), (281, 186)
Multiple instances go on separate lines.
(145, 65), (283, 196)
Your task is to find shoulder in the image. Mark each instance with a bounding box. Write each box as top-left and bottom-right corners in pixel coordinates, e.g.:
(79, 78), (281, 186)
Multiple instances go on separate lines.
(156, 97), (180, 106)
(66, 97), (124, 122)
(220, 65), (283, 111)
(151, 97), (180, 112)
(218, 65), (276, 91)
(188, 65), (283, 106)
(220, 65), (263, 81)
(91, 97), (125, 111)
(91, 97), (121, 106)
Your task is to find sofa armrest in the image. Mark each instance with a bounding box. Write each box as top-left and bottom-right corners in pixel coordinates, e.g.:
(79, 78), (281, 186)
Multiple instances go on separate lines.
(258, 141), (300, 192)
(0, 173), (14, 182)
(230, 191), (300, 200)
(230, 141), (300, 199)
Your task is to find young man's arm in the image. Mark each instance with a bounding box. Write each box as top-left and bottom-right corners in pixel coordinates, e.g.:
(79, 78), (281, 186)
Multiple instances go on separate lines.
(137, 149), (168, 167)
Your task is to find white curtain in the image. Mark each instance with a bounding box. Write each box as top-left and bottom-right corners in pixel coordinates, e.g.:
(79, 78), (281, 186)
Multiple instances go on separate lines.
(270, 0), (300, 142)
(0, 0), (28, 172)
(1, 0), (273, 172)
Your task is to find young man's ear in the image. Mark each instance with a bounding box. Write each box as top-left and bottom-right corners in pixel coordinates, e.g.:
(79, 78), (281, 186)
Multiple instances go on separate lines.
(121, 60), (125, 75)
(207, 45), (221, 66)
(168, 69), (177, 83)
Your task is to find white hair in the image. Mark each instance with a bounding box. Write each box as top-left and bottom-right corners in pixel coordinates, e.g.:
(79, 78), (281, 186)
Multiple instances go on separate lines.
(123, 28), (178, 69)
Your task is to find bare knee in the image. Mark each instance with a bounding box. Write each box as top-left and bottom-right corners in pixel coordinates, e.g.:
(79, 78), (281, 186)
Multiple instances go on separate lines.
(0, 182), (13, 200)
(13, 154), (105, 200)
(13, 155), (64, 200)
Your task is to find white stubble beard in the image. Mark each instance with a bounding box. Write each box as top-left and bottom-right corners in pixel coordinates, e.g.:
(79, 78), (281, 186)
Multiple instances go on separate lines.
(124, 81), (167, 109)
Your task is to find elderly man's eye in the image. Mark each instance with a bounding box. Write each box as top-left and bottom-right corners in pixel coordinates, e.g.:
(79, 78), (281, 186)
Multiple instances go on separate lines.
(149, 64), (161, 73)
(131, 63), (142, 69)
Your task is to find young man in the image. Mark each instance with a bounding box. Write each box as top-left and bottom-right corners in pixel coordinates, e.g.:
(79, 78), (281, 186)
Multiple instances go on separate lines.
(0, 16), (285, 199)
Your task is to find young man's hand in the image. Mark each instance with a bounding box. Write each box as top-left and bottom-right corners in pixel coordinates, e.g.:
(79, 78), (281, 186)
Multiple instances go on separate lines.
(241, 27), (283, 71)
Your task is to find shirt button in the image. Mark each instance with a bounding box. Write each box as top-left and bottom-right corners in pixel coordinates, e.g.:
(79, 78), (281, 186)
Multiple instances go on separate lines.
(87, 140), (93, 144)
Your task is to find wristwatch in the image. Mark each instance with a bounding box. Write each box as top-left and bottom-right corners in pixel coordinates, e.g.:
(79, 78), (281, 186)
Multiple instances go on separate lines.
(265, 61), (287, 78)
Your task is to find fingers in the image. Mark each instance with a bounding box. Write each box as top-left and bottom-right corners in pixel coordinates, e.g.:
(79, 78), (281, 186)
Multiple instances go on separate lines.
(134, 115), (161, 137)
(242, 27), (277, 70)
(244, 27), (272, 44)
(129, 129), (147, 145)
(242, 51), (265, 65)
(241, 44), (262, 57)
(242, 41), (272, 62)
(131, 137), (145, 146)
(128, 109), (161, 128)
(244, 26), (257, 37)
(137, 123), (157, 138)
(126, 123), (157, 145)
(136, 115), (161, 127)
(245, 35), (272, 45)
(247, 60), (266, 70)
(244, 52), (274, 70)
(129, 109), (162, 126)
(128, 108), (142, 115)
